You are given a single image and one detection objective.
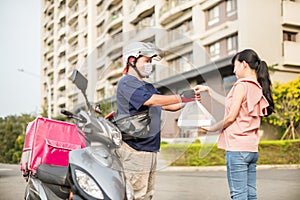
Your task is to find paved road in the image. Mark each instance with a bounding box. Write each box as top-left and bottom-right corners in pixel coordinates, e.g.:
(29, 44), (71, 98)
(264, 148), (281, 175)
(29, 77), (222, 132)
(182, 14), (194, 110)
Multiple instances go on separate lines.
(154, 167), (300, 200)
(1, 163), (300, 200)
(0, 163), (27, 200)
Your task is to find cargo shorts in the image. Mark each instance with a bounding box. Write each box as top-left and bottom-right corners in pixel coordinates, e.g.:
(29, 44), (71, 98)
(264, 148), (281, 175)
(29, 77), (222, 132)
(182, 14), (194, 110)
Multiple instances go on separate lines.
(119, 142), (157, 200)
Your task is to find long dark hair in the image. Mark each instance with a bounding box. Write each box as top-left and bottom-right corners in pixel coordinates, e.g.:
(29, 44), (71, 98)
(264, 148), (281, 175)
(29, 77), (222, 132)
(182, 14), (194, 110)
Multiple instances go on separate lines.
(231, 49), (274, 115)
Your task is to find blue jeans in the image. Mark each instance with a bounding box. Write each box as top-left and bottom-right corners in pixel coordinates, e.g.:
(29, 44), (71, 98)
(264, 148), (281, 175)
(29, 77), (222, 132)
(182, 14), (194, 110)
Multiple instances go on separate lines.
(226, 151), (259, 200)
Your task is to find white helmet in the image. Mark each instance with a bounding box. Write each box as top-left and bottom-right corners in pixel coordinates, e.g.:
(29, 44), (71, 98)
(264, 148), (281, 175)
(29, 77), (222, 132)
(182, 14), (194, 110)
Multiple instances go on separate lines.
(122, 42), (163, 65)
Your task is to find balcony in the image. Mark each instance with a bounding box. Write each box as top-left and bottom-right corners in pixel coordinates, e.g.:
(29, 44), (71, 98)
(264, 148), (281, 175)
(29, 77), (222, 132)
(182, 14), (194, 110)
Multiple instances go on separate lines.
(159, 29), (192, 51)
(136, 16), (155, 30)
(58, 25), (67, 37)
(57, 43), (67, 56)
(96, 60), (107, 76)
(44, 16), (54, 33)
(68, 3), (79, 25)
(282, 1), (300, 27)
(105, 84), (117, 99)
(68, 0), (76, 8)
(57, 93), (66, 106)
(44, 44), (54, 55)
(43, 1), (51, 13)
(96, 0), (110, 17)
(199, 20), (238, 46)
(283, 41), (300, 67)
(106, 11), (123, 34)
(67, 44), (78, 62)
(106, 32), (123, 57)
(46, 33), (54, 44)
(57, 77), (66, 90)
(96, 13), (105, 28)
(95, 79), (105, 91)
(96, 0), (103, 6)
(129, 28), (156, 44)
(43, 28), (54, 41)
(57, 7), (66, 20)
(106, 64), (123, 84)
(46, 67), (54, 77)
(47, 3), (54, 15)
(67, 85), (78, 97)
(68, 24), (80, 43)
(108, 0), (122, 8)
(128, 0), (155, 24)
(57, 58), (66, 71)
(43, 61), (53, 70)
(68, 50), (79, 62)
(159, 0), (195, 25)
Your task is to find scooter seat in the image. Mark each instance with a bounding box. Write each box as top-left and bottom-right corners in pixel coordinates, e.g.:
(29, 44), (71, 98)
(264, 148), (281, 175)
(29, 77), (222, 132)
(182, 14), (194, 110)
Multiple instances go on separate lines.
(37, 164), (70, 187)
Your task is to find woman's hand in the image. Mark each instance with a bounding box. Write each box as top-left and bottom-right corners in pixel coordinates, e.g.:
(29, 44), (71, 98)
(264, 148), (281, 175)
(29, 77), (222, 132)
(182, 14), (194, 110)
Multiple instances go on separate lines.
(193, 85), (210, 95)
(193, 85), (226, 105)
(199, 120), (224, 133)
(192, 85), (209, 102)
(199, 126), (218, 132)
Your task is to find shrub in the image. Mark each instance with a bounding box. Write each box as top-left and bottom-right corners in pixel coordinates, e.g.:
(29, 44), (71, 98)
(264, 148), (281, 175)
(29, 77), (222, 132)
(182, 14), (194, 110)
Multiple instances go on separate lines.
(160, 140), (300, 166)
(264, 76), (300, 140)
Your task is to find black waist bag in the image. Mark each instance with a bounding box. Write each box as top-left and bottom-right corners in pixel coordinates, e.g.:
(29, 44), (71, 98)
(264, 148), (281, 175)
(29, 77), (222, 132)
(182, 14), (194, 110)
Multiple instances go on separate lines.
(113, 110), (151, 139)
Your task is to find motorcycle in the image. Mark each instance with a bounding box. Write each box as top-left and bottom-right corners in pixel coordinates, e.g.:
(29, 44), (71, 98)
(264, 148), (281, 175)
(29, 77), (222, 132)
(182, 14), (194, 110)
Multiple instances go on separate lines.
(21, 69), (133, 200)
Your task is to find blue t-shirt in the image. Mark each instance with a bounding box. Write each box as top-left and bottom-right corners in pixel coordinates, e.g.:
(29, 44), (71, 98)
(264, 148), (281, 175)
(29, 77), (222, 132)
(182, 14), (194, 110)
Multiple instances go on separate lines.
(116, 74), (162, 152)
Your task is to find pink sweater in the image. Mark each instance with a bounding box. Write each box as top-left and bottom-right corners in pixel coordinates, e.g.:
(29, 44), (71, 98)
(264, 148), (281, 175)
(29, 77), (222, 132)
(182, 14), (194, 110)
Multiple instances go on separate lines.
(218, 78), (269, 152)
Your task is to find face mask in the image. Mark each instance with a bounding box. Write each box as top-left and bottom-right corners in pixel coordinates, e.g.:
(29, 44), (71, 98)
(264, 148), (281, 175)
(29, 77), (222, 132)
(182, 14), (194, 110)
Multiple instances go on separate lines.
(143, 63), (153, 77)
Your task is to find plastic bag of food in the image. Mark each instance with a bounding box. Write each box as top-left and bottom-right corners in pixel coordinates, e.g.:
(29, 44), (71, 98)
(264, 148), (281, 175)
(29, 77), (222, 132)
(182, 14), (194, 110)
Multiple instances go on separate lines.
(177, 101), (216, 128)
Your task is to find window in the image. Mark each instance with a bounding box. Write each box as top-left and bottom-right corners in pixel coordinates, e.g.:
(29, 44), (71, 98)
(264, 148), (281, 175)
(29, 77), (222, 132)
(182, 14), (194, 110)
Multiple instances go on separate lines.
(206, 1), (237, 29)
(209, 42), (220, 61)
(283, 31), (297, 42)
(226, 0), (237, 17)
(227, 35), (238, 55)
(208, 6), (219, 26)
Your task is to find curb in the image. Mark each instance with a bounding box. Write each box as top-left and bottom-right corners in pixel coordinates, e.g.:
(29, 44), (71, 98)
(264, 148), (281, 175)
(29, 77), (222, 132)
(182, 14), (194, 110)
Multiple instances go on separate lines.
(158, 164), (300, 172)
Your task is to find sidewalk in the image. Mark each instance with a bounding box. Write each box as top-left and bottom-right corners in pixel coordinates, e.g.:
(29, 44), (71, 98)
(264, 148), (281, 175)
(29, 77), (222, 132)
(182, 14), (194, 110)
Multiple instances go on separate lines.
(159, 164), (300, 172)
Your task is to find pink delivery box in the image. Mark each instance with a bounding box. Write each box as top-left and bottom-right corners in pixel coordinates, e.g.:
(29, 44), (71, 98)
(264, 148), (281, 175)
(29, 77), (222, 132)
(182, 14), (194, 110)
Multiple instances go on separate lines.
(20, 117), (86, 175)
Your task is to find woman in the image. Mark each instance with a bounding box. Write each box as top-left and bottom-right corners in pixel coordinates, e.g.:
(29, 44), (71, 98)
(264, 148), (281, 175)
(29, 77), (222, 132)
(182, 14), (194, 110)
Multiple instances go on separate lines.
(195, 49), (274, 200)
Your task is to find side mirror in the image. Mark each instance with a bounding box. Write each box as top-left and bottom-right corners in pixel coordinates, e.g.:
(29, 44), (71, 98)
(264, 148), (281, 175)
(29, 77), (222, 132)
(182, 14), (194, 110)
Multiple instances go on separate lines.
(70, 69), (92, 112)
(71, 70), (87, 93)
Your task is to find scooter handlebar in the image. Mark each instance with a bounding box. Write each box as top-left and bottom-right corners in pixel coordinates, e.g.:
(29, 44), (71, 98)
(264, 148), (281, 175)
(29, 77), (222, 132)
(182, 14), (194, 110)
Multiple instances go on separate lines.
(61, 109), (74, 117)
(61, 109), (83, 122)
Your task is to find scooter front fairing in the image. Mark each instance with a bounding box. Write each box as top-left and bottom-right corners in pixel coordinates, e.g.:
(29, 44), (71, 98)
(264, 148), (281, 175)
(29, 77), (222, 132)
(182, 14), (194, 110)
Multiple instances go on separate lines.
(68, 144), (127, 200)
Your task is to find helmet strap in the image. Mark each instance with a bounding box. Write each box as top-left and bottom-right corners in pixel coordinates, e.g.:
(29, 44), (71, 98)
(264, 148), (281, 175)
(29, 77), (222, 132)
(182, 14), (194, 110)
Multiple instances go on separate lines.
(127, 62), (145, 79)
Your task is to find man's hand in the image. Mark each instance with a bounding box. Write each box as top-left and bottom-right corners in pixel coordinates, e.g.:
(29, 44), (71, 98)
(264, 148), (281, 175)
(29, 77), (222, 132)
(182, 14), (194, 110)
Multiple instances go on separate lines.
(180, 89), (195, 103)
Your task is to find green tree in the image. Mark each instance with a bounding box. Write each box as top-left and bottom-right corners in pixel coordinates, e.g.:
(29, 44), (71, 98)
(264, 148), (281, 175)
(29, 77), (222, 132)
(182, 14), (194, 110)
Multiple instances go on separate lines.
(264, 76), (300, 140)
(0, 114), (35, 163)
(40, 104), (48, 118)
(97, 101), (116, 117)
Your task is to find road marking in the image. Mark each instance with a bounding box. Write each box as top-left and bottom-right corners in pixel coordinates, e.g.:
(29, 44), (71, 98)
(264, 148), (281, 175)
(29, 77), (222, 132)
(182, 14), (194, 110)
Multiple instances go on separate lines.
(0, 168), (13, 171)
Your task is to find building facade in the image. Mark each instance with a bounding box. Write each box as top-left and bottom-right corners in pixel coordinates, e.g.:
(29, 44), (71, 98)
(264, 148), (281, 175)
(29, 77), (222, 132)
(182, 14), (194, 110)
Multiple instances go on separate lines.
(41, 0), (300, 137)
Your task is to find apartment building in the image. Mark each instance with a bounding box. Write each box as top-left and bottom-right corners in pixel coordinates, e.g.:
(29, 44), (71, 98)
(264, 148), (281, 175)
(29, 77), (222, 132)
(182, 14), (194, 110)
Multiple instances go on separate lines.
(41, 0), (300, 137)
